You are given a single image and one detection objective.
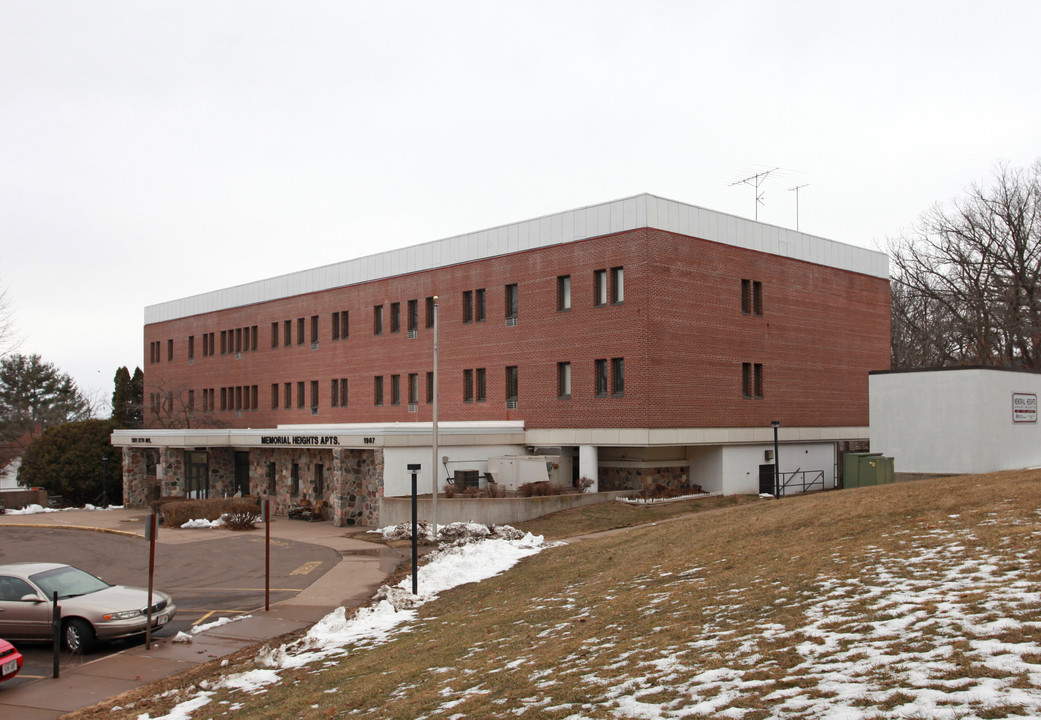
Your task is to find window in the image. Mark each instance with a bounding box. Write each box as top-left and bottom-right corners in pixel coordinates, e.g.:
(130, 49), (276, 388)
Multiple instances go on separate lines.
(463, 369), (474, 402)
(188, 389), (195, 412)
(463, 290), (473, 324)
(167, 339), (173, 361)
(594, 269), (607, 306)
(742, 279), (764, 316)
(742, 362), (764, 399)
(271, 321), (279, 348)
(297, 381), (305, 409)
(612, 357), (625, 396)
(266, 463), (276, 495)
(476, 367), (486, 402)
(310, 380), (318, 410)
(558, 275), (571, 311)
(409, 373), (418, 405)
(252, 385), (258, 410)
(611, 267), (624, 304)
(284, 382), (292, 408)
(374, 376), (384, 406)
(220, 331), (227, 355)
(235, 328), (242, 353)
(187, 336), (194, 361)
(426, 296), (435, 328)
(297, 318), (305, 345)
(391, 374), (401, 405)
(331, 378), (348, 407)
(283, 320), (291, 347)
(374, 305), (383, 335)
(310, 315), (319, 346)
(235, 386), (242, 411)
(332, 310), (349, 340)
(426, 371), (434, 403)
(475, 289), (486, 322)
(558, 362), (571, 398)
(595, 359), (608, 396)
(251, 326), (258, 351)
(505, 366), (518, 402)
(505, 284), (518, 320)
(272, 383), (279, 409)
(408, 299), (418, 333)
(340, 378), (348, 407)
(291, 463), (300, 496)
(390, 302), (400, 333)
(314, 464), (324, 497)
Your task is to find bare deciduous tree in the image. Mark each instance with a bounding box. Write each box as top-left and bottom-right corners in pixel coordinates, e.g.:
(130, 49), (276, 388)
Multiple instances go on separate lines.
(146, 380), (227, 430)
(0, 283), (20, 358)
(889, 160), (1041, 369)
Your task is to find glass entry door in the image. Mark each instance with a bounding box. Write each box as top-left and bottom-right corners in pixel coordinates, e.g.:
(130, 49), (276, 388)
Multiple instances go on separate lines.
(186, 452), (209, 499)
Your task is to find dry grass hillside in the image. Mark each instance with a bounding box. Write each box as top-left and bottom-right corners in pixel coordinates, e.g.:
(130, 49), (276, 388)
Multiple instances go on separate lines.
(74, 471), (1041, 719)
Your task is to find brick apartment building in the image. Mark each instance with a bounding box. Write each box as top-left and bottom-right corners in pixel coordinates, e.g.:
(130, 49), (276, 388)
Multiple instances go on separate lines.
(112, 193), (891, 526)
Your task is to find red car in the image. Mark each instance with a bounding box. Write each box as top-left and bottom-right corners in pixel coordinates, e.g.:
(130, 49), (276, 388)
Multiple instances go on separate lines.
(0, 638), (22, 682)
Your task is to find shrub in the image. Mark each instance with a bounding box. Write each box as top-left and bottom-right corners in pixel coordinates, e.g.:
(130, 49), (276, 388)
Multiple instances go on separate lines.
(519, 481), (568, 497)
(161, 497), (260, 529)
(577, 477), (594, 493)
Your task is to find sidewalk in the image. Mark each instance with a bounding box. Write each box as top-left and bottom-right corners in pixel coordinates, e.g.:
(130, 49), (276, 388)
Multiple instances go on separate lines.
(0, 508), (405, 719)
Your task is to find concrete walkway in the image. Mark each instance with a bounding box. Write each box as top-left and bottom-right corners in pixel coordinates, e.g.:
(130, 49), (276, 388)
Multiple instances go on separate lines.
(0, 508), (405, 719)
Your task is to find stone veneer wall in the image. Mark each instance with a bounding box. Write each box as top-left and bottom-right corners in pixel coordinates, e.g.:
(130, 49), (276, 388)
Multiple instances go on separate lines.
(207, 448), (235, 497)
(159, 447), (185, 497)
(330, 448), (383, 527)
(249, 448), (336, 516)
(122, 447), (158, 508)
(598, 466), (692, 492)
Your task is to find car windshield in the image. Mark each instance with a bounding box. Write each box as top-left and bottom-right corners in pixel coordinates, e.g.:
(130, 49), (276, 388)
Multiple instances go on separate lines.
(29, 566), (110, 600)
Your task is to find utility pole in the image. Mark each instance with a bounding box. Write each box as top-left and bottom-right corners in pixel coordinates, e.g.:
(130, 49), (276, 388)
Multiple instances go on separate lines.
(431, 296), (439, 541)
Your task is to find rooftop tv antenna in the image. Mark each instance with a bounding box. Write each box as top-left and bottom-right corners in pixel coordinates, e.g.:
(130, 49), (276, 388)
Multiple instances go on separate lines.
(788, 184), (809, 231)
(730, 168), (777, 221)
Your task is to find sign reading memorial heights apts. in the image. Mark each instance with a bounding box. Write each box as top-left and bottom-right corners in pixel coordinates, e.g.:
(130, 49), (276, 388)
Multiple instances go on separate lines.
(1012, 393), (1037, 423)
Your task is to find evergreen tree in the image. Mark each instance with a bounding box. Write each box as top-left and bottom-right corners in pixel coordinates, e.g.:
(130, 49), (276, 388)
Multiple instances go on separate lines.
(111, 366), (143, 428)
(0, 353), (90, 443)
(18, 419), (122, 506)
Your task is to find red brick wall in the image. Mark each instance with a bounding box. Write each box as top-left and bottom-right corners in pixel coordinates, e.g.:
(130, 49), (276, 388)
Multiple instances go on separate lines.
(142, 228), (890, 430)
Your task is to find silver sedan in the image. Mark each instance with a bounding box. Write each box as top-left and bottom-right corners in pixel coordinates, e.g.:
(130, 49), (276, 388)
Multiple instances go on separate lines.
(0, 562), (176, 653)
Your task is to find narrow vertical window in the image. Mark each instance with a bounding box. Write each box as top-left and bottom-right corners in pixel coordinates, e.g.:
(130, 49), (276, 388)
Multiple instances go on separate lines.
(611, 357), (625, 396)
(476, 368), (486, 401)
(463, 369), (474, 402)
(753, 281), (763, 316)
(188, 389), (195, 412)
(331, 312), (340, 340)
(390, 302), (401, 333)
(291, 463), (300, 496)
(339, 310), (349, 339)
(408, 373), (418, 405)
(426, 371), (434, 403)
(391, 374), (401, 405)
(742, 363), (763, 398)
(505, 366), (518, 403)
(187, 336), (194, 361)
(310, 380), (318, 410)
(284, 382), (292, 408)
(283, 320), (291, 347)
(252, 385), (258, 409)
(235, 328), (242, 353)
(251, 326), (258, 351)
(374, 376), (384, 406)
(297, 318), (305, 345)
(611, 267), (624, 304)
(462, 290), (473, 324)
(340, 378), (348, 407)
(314, 464), (324, 497)
(558, 362), (571, 398)
(475, 289), (486, 322)
(741, 279), (752, 315)
(220, 331), (227, 355)
(271, 321), (279, 348)
(595, 359), (608, 396)
(267, 463), (276, 495)
(505, 284), (518, 320)
(408, 299), (418, 333)
(168, 339), (173, 361)
(557, 275), (571, 311)
(235, 386), (243, 411)
(331, 379), (339, 407)
(297, 381), (305, 409)
(272, 383), (279, 409)
(426, 296), (435, 328)
(594, 270), (607, 306)
(374, 305), (383, 335)
(754, 363), (763, 398)
(310, 315), (319, 346)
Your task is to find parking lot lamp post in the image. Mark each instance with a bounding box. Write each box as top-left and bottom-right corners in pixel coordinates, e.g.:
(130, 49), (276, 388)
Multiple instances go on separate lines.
(101, 456), (108, 508)
(432, 296), (439, 540)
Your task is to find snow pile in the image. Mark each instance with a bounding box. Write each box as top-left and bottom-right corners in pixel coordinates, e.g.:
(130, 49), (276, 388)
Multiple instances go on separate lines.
(376, 519), (526, 544)
(180, 517), (224, 529)
(5, 503), (61, 514)
(138, 524), (550, 720)
(191, 615), (251, 635)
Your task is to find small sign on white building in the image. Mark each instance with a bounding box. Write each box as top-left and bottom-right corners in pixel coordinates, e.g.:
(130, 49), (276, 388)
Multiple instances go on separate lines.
(1012, 392), (1037, 423)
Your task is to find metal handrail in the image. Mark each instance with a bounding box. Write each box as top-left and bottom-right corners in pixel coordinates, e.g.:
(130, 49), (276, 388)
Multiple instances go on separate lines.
(780, 469), (825, 495)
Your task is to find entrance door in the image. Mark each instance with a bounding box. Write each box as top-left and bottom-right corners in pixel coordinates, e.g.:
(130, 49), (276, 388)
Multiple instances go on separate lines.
(233, 452), (251, 496)
(186, 452), (209, 499)
(759, 464), (776, 496)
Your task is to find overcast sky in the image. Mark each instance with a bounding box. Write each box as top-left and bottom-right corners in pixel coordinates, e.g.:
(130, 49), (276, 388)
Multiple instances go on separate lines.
(1, 0), (1038, 408)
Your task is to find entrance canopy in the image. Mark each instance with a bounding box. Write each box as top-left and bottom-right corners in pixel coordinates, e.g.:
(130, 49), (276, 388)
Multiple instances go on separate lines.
(111, 420), (526, 450)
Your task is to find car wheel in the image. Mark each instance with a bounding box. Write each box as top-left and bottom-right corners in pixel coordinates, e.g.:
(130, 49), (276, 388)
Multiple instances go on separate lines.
(62, 618), (95, 654)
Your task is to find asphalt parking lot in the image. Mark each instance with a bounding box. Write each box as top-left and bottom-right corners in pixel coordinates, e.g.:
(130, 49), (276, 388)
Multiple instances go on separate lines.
(0, 524), (342, 689)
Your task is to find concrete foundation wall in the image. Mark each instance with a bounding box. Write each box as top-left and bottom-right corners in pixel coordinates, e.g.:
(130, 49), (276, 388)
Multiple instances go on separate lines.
(380, 490), (633, 528)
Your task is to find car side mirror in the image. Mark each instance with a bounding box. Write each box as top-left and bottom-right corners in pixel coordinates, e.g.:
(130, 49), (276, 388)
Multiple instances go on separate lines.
(20, 593), (46, 603)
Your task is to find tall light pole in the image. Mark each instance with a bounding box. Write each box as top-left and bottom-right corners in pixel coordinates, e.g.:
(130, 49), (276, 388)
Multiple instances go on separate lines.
(431, 296), (439, 539)
(101, 456), (108, 508)
(771, 420), (780, 499)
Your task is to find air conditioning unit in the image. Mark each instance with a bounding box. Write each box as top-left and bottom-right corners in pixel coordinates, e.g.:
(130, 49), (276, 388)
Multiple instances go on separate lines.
(505, 316), (518, 327)
(311, 407), (319, 415)
(408, 329), (418, 339)
(506, 399), (518, 409)
(311, 342), (319, 350)
(408, 402), (418, 413)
